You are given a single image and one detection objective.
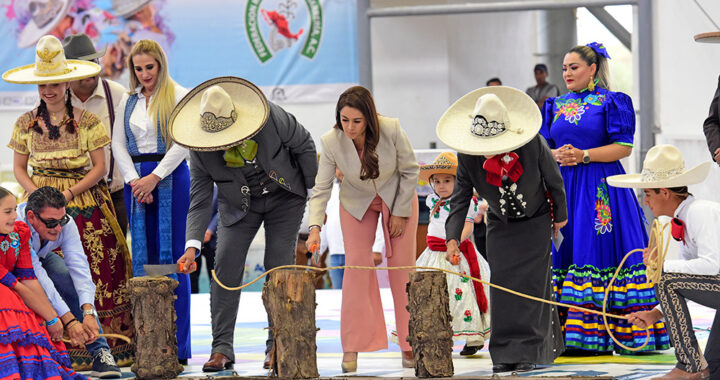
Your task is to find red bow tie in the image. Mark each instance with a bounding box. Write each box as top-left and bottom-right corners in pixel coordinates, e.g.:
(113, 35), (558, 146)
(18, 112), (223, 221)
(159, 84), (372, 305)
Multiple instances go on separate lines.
(482, 153), (523, 187)
(671, 217), (685, 245)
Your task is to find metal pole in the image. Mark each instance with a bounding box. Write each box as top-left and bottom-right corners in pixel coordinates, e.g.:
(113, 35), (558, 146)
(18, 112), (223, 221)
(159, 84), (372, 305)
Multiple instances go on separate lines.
(357, 0), (372, 91)
(637, 0), (655, 166)
(367, 0), (637, 18)
(586, 7), (632, 50)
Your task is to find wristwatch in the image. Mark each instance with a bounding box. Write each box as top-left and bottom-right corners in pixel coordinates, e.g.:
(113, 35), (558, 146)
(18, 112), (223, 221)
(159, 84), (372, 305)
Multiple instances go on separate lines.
(82, 308), (97, 318)
(582, 150), (591, 164)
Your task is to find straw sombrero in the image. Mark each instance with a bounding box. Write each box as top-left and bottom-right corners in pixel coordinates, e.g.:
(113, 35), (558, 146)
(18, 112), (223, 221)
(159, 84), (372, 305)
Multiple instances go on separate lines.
(169, 76), (269, 152)
(419, 152), (457, 182)
(3, 35), (100, 84)
(607, 145), (711, 188)
(694, 31), (720, 43)
(16, 0), (72, 48)
(436, 86), (541, 156)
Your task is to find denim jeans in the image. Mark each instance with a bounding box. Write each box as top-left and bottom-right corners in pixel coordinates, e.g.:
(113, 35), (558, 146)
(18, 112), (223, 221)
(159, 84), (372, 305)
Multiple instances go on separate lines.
(329, 254), (345, 289)
(40, 252), (110, 356)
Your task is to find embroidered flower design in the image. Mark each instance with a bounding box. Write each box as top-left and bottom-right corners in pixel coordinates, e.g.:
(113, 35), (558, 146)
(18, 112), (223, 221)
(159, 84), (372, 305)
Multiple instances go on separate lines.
(463, 310), (472, 322)
(460, 271), (470, 283)
(0, 240), (9, 253)
(554, 99), (585, 125)
(8, 232), (20, 249)
(455, 288), (463, 300)
(583, 93), (606, 106)
(594, 179), (613, 235)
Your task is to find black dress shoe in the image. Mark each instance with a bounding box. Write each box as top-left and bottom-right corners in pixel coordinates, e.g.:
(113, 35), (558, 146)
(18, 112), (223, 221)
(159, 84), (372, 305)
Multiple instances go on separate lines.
(459, 344), (482, 356)
(515, 362), (536, 372)
(202, 352), (234, 372)
(492, 363), (514, 373)
(178, 358), (188, 365)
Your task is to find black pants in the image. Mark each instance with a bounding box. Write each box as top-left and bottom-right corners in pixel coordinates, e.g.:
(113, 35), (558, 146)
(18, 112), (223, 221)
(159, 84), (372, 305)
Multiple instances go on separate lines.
(656, 272), (720, 374)
(110, 189), (128, 237)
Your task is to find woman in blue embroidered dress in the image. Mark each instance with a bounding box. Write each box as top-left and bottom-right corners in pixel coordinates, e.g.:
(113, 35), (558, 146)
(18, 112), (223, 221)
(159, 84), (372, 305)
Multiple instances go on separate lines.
(0, 186), (86, 380)
(539, 42), (669, 354)
(110, 39), (191, 362)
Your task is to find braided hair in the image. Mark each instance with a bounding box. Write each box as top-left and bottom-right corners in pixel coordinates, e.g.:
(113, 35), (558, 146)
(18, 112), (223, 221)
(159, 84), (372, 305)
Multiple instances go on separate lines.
(30, 86), (77, 139)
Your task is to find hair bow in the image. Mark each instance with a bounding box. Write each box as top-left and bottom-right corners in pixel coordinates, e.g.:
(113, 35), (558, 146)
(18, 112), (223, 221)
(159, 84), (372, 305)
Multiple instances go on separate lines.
(586, 42), (611, 59)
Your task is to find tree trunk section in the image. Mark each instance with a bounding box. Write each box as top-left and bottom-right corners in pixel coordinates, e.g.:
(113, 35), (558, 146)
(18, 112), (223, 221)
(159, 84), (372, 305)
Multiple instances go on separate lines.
(407, 271), (454, 378)
(262, 269), (319, 378)
(128, 277), (184, 379)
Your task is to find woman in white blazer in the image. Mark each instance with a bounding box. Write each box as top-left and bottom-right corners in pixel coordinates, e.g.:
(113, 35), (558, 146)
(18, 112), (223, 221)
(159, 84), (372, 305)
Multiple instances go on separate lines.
(307, 86), (419, 372)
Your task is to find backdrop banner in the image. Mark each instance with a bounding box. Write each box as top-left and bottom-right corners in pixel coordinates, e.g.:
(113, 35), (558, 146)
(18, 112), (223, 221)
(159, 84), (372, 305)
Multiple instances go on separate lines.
(0, 0), (358, 110)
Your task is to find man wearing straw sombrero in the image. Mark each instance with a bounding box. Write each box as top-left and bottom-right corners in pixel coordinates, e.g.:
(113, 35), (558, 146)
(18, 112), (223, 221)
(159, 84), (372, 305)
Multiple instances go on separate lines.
(170, 76), (317, 372)
(437, 86), (567, 373)
(608, 145), (718, 380)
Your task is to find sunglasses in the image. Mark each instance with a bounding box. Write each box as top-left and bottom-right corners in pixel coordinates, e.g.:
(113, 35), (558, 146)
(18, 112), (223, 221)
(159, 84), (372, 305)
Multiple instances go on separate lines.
(36, 213), (71, 229)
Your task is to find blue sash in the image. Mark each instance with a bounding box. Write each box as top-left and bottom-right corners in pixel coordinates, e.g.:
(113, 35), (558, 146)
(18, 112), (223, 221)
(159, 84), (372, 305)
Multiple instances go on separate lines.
(124, 94), (174, 278)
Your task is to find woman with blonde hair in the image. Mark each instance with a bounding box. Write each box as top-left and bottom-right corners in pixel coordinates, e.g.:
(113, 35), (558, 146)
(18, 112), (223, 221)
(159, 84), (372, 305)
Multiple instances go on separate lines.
(5, 35), (133, 369)
(111, 39), (192, 362)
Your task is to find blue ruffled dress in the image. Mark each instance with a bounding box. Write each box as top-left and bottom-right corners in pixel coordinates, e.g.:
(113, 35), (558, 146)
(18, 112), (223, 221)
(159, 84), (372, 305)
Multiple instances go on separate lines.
(540, 87), (670, 354)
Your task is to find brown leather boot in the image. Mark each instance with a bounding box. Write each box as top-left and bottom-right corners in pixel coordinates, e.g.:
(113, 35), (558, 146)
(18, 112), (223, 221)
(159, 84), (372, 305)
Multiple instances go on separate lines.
(652, 367), (710, 380)
(202, 352), (234, 372)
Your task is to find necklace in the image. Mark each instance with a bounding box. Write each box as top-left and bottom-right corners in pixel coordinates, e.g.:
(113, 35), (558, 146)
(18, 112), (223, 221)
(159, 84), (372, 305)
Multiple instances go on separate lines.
(50, 111), (65, 122)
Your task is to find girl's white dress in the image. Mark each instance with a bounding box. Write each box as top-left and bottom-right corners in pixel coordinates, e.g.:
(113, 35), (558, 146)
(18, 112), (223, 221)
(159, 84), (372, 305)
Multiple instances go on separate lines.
(392, 194), (491, 347)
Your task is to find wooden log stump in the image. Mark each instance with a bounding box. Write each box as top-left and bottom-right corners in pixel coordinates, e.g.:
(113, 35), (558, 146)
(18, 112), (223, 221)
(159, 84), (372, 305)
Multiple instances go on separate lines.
(128, 277), (184, 379)
(262, 269), (319, 378)
(406, 271), (454, 378)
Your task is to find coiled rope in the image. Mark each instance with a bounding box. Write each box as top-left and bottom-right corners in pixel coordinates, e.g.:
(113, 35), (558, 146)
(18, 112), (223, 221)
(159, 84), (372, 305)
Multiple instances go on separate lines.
(211, 220), (670, 353)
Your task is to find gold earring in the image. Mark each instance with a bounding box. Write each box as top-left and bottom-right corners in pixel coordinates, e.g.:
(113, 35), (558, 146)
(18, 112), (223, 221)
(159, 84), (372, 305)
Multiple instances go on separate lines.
(588, 74), (595, 92)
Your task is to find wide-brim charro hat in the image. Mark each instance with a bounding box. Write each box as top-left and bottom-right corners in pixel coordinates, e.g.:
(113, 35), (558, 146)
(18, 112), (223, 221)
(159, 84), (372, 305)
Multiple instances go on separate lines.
(62, 33), (107, 60)
(169, 76), (269, 152)
(17, 0), (72, 48)
(694, 31), (720, 43)
(112, 0), (153, 18)
(419, 152), (457, 182)
(607, 145), (712, 188)
(436, 86), (541, 156)
(3, 35), (101, 84)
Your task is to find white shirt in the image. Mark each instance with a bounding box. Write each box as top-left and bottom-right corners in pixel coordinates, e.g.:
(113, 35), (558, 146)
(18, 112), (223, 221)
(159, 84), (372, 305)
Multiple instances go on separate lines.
(664, 196), (720, 275)
(426, 194), (479, 240)
(111, 84), (189, 183)
(320, 182), (384, 255)
(70, 78), (127, 192)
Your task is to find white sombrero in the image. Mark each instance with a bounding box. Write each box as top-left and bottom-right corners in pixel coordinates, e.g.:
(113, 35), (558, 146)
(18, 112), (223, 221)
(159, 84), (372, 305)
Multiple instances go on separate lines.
(694, 31), (720, 44)
(607, 145), (712, 188)
(111, 0), (153, 18)
(3, 35), (101, 84)
(16, 0), (72, 49)
(436, 86), (541, 156)
(169, 76), (269, 152)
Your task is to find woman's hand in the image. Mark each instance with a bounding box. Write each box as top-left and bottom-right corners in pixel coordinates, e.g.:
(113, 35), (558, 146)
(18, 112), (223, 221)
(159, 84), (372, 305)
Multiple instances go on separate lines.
(46, 322), (64, 342)
(130, 174), (161, 204)
(306, 229), (322, 264)
(555, 144), (582, 166)
(62, 189), (74, 203)
(388, 215), (407, 238)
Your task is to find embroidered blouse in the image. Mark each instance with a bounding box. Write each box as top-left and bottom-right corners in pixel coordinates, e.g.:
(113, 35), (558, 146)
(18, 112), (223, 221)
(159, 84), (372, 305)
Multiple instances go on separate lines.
(0, 221), (35, 289)
(427, 193), (480, 240)
(111, 84), (190, 183)
(8, 109), (110, 170)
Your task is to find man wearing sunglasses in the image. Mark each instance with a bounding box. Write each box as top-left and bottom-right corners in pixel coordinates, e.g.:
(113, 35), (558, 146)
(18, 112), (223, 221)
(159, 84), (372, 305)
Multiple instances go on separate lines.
(607, 145), (719, 380)
(17, 187), (121, 379)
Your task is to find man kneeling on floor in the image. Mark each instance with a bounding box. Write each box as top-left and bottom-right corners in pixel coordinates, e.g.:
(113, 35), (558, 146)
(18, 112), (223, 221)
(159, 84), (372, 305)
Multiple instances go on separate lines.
(18, 186), (122, 379)
(608, 145), (719, 380)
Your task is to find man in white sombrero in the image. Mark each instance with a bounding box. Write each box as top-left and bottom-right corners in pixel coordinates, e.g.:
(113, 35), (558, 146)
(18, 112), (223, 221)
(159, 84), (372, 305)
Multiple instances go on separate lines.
(437, 86), (567, 373)
(608, 145), (718, 380)
(170, 76), (317, 372)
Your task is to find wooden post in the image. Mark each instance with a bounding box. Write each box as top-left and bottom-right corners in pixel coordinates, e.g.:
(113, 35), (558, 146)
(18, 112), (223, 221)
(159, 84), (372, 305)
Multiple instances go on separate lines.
(261, 269), (319, 378)
(406, 271), (454, 378)
(128, 277), (184, 379)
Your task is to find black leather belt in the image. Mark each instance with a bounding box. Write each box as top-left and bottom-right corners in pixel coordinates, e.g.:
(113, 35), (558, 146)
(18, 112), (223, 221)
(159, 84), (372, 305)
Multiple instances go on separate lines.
(131, 154), (165, 163)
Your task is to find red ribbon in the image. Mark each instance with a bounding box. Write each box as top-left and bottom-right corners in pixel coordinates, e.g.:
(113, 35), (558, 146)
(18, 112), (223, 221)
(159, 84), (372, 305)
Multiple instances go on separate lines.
(426, 236), (488, 313)
(482, 153), (523, 186)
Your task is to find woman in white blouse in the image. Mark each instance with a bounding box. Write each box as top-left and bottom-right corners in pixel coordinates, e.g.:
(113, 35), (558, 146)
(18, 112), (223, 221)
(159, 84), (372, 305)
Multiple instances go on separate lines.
(111, 39), (192, 363)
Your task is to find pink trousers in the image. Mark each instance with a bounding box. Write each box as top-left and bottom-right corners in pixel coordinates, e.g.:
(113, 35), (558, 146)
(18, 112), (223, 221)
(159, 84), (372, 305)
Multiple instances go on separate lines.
(339, 194), (418, 352)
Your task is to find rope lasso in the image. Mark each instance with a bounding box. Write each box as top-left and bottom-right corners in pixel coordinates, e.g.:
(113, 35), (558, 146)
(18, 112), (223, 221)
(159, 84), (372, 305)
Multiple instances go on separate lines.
(62, 333), (132, 345)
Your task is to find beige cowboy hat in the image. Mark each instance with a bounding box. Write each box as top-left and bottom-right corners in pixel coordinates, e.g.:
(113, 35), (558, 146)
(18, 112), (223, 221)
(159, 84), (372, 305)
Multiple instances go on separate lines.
(607, 145), (712, 188)
(16, 0), (72, 48)
(694, 31), (720, 43)
(169, 76), (269, 151)
(419, 152), (458, 182)
(436, 86), (541, 156)
(3, 35), (101, 84)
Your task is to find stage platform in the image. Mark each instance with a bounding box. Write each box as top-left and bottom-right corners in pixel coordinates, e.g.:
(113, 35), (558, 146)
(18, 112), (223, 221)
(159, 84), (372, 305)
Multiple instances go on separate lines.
(84, 288), (715, 379)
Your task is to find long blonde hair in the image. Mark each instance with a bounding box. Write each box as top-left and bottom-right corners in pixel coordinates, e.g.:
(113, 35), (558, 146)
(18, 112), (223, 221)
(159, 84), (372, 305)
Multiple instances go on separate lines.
(127, 40), (176, 150)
